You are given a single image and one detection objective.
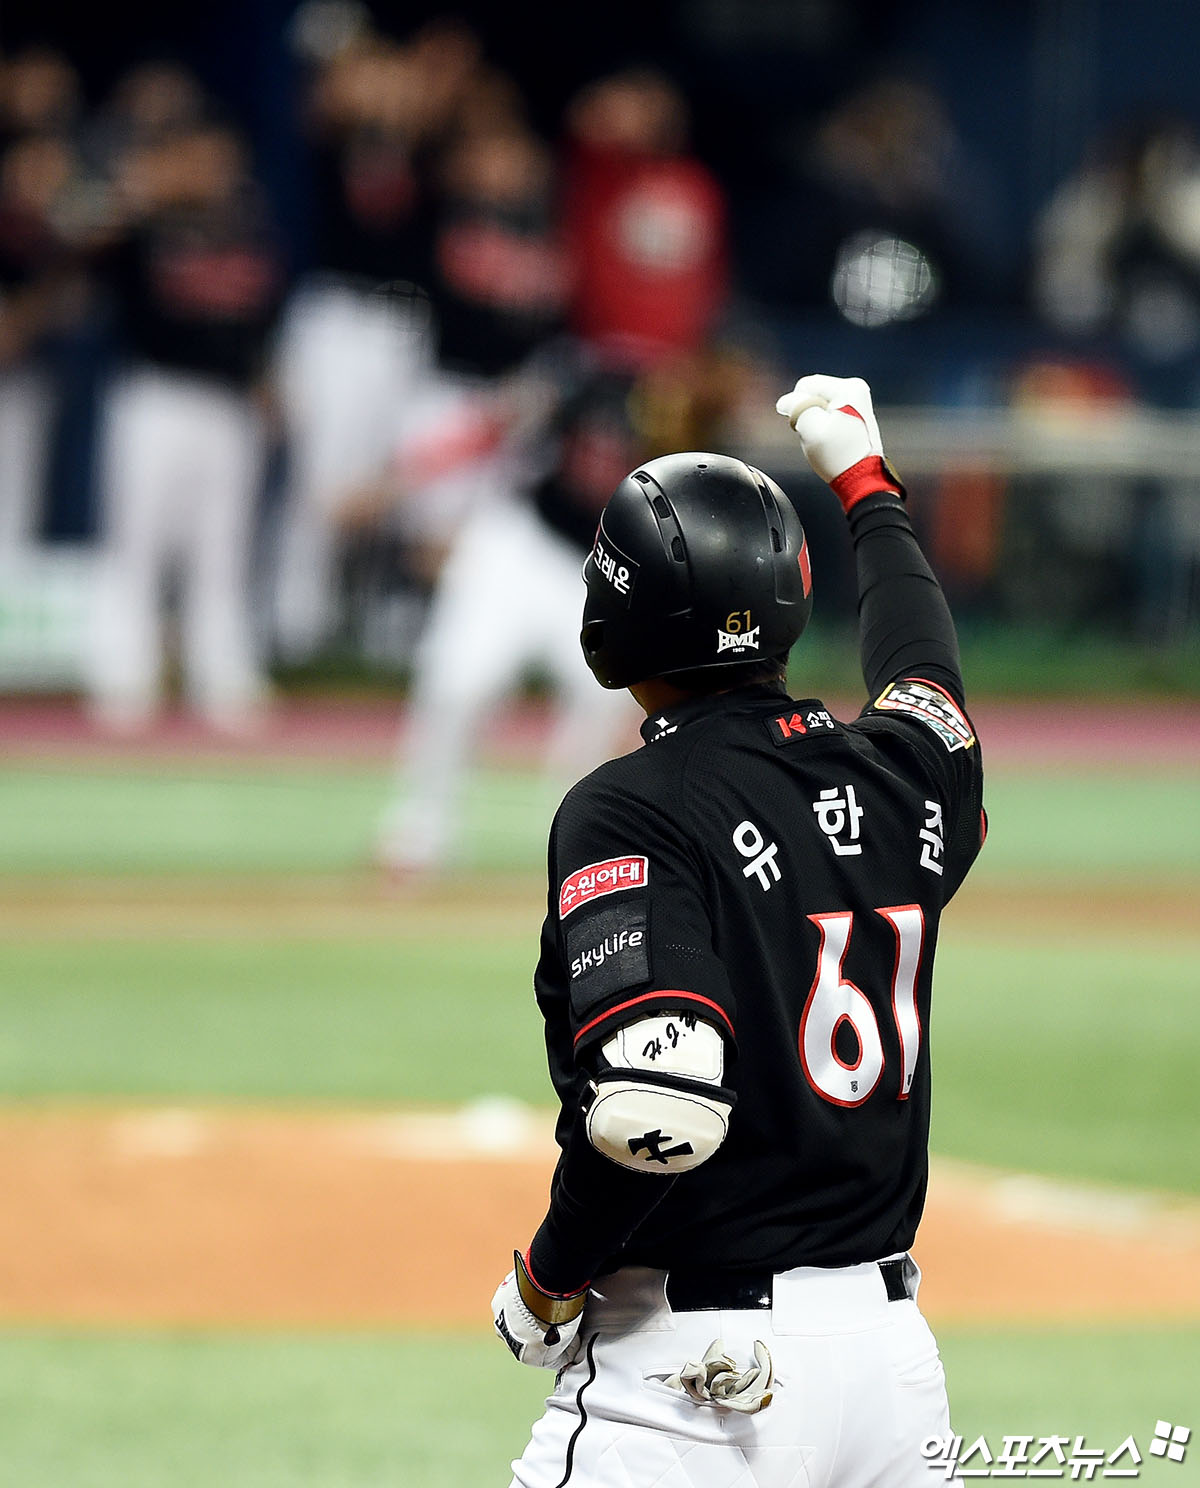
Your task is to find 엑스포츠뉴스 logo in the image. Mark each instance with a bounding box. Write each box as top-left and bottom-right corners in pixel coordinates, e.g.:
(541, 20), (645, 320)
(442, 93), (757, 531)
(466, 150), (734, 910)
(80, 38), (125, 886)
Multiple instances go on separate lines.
(559, 855), (648, 919)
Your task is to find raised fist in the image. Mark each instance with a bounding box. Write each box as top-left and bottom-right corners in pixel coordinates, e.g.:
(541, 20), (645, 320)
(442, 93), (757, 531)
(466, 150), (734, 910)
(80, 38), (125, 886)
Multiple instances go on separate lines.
(776, 374), (903, 511)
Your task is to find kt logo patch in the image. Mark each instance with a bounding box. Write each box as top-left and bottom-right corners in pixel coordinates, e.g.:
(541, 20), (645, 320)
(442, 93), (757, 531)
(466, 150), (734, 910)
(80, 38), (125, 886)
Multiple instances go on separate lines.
(767, 705), (836, 744)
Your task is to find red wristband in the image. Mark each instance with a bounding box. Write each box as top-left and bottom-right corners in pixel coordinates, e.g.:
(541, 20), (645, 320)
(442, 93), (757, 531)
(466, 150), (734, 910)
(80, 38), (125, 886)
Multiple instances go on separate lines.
(829, 455), (905, 514)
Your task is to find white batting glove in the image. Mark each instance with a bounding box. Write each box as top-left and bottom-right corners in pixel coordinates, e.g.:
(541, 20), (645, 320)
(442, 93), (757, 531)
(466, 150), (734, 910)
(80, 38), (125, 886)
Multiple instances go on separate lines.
(775, 374), (904, 512)
(492, 1250), (588, 1369)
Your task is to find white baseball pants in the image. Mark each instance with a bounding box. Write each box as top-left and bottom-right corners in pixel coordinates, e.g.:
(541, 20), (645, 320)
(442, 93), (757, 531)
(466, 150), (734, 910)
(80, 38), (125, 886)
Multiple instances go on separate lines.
(88, 366), (267, 730)
(271, 277), (431, 661)
(0, 365), (50, 551)
(509, 1260), (950, 1488)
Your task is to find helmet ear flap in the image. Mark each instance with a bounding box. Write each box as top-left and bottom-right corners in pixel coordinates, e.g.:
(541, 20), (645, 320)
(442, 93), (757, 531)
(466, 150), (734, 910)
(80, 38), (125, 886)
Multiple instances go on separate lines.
(580, 619), (606, 662)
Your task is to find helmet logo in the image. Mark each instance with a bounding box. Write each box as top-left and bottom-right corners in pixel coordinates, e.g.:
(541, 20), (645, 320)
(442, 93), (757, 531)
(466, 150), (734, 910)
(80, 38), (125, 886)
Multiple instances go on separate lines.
(590, 523), (639, 605)
(717, 610), (760, 653)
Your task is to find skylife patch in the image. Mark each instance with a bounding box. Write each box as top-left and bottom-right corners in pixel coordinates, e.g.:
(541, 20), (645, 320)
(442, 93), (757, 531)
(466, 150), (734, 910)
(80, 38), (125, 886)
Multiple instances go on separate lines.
(565, 904), (651, 1018)
(873, 677), (975, 752)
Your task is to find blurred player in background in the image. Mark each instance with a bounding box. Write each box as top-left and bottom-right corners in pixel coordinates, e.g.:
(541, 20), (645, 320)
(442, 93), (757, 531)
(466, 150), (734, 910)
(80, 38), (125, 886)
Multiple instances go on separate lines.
(561, 66), (728, 367)
(1032, 112), (1200, 638)
(0, 49), (87, 550)
(385, 112), (566, 566)
(374, 67), (736, 875)
(82, 59), (208, 179)
(372, 110), (590, 875)
(86, 113), (284, 732)
(0, 135), (73, 550)
(269, 18), (485, 665)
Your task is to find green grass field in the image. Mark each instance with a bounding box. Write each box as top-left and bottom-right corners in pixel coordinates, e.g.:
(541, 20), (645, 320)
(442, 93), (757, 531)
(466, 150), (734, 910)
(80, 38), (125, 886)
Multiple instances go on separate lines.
(0, 1329), (1196, 1485)
(1, 743), (1197, 1485)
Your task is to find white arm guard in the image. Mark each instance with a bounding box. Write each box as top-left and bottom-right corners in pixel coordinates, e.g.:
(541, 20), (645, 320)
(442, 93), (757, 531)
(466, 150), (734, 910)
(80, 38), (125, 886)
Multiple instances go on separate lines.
(583, 1012), (734, 1175)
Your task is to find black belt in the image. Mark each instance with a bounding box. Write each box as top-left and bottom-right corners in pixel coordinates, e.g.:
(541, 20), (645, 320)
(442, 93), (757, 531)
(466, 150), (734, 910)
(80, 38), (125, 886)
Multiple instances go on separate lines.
(664, 1258), (911, 1312)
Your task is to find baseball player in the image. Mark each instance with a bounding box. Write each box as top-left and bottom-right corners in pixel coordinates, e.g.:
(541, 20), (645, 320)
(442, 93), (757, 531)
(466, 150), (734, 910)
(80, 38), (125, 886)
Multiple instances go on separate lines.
(269, 32), (441, 664)
(373, 348), (638, 875)
(492, 374), (986, 1485)
(87, 117), (282, 732)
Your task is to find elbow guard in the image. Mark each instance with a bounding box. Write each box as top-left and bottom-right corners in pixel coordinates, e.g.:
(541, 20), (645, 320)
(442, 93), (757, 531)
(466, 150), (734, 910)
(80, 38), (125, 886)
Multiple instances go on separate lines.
(583, 1012), (735, 1175)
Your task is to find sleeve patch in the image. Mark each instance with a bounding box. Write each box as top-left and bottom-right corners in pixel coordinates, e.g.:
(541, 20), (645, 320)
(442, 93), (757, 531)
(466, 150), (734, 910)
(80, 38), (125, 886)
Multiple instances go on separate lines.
(559, 854), (648, 919)
(565, 904), (651, 1021)
(873, 678), (975, 753)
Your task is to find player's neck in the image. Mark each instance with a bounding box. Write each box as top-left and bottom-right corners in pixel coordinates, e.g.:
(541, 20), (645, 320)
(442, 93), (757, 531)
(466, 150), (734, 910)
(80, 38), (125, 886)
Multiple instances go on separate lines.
(630, 676), (784, 716)
(629, 678), (693, 716)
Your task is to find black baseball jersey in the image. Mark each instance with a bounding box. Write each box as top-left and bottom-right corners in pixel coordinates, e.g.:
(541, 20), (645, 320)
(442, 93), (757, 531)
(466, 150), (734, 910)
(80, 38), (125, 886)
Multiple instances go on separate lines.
(429, 198), (567, 379)
(531, 674), (984, 1281)
(310, 133), (433, 289)
(530, 361), (643, 554)
(106, 199), (283, 387)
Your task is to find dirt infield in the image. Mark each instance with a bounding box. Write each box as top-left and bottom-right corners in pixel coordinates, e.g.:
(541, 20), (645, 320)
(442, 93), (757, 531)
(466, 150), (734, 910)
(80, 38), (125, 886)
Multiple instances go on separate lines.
(1, 864), (1196, 946)
(1, 1104), (1197, 1330)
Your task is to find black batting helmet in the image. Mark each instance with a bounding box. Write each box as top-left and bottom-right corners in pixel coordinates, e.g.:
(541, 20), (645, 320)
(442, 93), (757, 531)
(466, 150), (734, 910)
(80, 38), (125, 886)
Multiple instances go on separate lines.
(580, 452), (813, 689)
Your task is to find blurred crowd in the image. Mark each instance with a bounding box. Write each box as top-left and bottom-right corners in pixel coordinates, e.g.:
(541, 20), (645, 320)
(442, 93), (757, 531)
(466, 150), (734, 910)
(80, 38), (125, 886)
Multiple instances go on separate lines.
(0, 27), (749, 733)
(1, 15), (1199, 764)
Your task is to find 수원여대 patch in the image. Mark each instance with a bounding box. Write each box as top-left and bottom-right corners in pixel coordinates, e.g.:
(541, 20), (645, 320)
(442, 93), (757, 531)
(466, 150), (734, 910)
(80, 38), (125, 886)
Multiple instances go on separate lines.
(559, 855), (648, 919)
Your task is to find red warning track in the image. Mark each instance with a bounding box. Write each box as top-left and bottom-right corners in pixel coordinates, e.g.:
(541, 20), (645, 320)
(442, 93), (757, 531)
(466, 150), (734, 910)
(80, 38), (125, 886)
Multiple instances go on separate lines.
(1, 696), (1198, 767)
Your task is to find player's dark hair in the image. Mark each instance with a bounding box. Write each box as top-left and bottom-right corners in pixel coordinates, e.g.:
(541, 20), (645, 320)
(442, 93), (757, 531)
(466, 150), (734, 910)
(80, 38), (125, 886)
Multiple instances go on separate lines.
(667, 653), (789, 695)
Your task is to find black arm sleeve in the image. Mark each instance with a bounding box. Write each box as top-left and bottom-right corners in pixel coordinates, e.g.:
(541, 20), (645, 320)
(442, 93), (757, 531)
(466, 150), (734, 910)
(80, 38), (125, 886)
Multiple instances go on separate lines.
(527, 771), (737, 1294)
(528, 1116), (679, 1292)
(848, 492), (965, 706)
